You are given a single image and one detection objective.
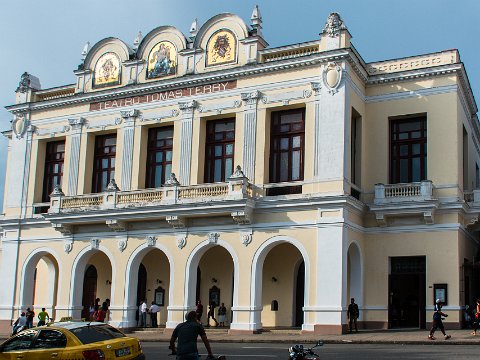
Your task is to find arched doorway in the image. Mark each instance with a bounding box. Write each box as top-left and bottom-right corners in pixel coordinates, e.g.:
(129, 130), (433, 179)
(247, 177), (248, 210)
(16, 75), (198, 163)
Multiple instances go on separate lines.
(125, 246), (171, 328)
(261, 243), (304, 328)
(70, 248), (114, 320)
(20, 249), (60, 323)
(250, 236), (310, 332)
(196, 246), (234, 327)
(346, 242), (363, 330)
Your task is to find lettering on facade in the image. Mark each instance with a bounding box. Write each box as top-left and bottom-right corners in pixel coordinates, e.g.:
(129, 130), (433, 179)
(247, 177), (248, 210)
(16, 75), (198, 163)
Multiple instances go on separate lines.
(89, 81), (237, 111)
(367, 53), (457, 75)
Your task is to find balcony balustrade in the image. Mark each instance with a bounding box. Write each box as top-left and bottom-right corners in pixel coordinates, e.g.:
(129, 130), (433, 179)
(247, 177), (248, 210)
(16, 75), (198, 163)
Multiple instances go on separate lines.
(370, 180), (438, 226)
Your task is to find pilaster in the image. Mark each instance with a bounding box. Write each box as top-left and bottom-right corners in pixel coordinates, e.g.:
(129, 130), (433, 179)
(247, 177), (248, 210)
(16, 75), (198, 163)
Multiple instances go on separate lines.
(241, 91), (262, 181)
(120, 110), (139, 191)
(178, 101), (197, 185)
(311, 82), (322, 178)
(67, 118), (85, 195)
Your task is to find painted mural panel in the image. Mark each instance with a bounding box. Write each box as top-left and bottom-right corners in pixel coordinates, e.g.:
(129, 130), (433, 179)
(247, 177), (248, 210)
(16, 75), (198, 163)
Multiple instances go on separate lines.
(147, 41), (177, 79)
(206, 29), (236, 66)
(93, 52), (121, 88)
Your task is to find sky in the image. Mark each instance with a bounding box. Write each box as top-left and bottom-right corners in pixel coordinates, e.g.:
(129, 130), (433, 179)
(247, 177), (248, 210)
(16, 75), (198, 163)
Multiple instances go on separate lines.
(0, 0), (479, 213)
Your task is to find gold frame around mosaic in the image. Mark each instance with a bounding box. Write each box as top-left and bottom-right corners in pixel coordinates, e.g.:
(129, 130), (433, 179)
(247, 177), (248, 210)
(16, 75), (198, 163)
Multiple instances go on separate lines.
(147, 41), (177, 79)
(93, 52), (121, 88)
(206, 29), (236, 66)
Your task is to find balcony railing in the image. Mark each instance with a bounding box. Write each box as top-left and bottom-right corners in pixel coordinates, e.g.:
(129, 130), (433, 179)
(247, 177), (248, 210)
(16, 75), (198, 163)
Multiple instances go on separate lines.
(374, 180), (433, 205)
(48, 169), (250, 214)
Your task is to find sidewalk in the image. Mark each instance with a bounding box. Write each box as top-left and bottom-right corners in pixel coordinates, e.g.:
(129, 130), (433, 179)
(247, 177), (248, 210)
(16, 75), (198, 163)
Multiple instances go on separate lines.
(130, 328), (480, 345)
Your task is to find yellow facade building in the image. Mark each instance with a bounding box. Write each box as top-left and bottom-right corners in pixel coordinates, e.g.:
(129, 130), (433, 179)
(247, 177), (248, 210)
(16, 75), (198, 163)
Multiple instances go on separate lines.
(1, 9), (479, 336)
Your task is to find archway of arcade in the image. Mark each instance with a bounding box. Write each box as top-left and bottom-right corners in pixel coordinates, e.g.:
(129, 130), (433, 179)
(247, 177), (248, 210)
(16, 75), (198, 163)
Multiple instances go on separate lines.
(71, 249), (113, 321)
(192, 246), (235, 328)
(261, 243), (305, 328)
(20, 250), (60, 324)
(346, 242), (363, 327)
(124, 246), (171, 328)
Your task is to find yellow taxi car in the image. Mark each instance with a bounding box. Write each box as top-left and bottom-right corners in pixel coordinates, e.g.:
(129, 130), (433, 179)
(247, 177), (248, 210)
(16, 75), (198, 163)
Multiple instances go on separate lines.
(0, 322), (145, 360)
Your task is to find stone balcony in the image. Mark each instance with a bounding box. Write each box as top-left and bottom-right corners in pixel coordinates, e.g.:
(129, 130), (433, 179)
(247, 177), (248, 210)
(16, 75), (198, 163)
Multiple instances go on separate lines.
(369, 180), (439, 226)
(44, 167), (255, 235)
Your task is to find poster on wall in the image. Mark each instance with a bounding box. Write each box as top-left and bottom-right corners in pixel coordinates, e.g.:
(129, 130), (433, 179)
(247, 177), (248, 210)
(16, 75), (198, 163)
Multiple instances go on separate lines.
(434, 284), (448, 305)
(155, 286), (165, 306)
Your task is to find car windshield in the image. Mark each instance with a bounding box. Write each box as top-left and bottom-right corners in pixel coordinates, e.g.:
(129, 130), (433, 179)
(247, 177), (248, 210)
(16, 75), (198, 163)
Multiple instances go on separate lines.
(69, 324), (125, 345)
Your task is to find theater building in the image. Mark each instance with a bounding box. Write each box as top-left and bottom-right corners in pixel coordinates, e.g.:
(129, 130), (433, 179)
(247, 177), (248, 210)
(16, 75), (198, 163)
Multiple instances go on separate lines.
(1, 8), (479, 335)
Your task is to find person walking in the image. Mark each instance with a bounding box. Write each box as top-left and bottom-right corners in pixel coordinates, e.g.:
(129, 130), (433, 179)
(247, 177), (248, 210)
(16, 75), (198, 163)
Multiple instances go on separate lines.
(138, 300), (148, 327)
(207, 302), (218, 327)
(169, 310), (215, 360)
(217, 303), (227, 327)
(150, 301), (160, 328)
(195, 300), (204, 324)
(347, 298), (359, 333)
(471, 298), (480, 335)
(428, 299), (451, 340)
(25, 308), (35, 329)
(37, 308), (50, 326)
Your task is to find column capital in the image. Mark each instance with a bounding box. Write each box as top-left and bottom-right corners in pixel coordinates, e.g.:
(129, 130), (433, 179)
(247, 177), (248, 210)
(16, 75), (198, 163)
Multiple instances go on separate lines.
(241, 90), (262, 105)
(178, 100), (198, 113)
(68, 117), (85, 130)
(120, 109), (140, 119)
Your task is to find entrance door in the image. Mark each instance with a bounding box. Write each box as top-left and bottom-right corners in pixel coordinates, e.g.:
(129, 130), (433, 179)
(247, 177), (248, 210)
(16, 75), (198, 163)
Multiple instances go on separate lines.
(294, 261), (305, 327)
(389, 256), (426, 328)
(82, 265), (97, 319)
(136, 264), (147, 321)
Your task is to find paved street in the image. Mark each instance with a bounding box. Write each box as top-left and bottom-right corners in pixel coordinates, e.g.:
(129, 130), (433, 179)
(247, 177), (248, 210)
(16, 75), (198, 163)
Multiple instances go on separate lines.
(142, 342), (480, 359)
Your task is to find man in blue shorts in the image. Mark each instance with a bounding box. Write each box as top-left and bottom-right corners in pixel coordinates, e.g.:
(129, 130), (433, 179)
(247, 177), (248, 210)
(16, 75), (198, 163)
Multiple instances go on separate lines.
(170, 311), (215, 360)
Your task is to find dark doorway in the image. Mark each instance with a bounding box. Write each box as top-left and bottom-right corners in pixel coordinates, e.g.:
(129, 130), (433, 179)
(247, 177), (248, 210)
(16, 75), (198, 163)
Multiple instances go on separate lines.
(196, 267), (201, 303)
(136, 264), (147, 321)
(294, 261), (305, 327)
(82, 265), (97, 319)
(389, 256), (426, 329)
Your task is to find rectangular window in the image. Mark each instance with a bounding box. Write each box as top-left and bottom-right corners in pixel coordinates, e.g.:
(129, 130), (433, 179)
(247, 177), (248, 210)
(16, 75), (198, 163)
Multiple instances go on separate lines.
(269, 109), (305, 195)
(204, 119), (235, 183)
(146, 126), (174, 188)
(42, 141), (65, 202)
(390, 116), (427, 183)
(92, 134), (117, 193)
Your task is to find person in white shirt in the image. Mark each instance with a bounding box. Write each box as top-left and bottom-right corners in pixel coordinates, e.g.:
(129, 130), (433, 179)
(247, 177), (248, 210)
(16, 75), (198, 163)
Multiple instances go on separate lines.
(12, 312), (27, 335)
(150, 301), (160, 328)
(139, 300), (147, 328)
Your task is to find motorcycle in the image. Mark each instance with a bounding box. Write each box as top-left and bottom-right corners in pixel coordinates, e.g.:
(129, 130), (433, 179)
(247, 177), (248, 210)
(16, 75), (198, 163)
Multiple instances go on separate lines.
(288, 341), (323, 360)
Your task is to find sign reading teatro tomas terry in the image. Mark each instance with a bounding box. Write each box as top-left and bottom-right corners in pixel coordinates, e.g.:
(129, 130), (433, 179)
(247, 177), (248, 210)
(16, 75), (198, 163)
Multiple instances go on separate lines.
(89, 80), (237, 111)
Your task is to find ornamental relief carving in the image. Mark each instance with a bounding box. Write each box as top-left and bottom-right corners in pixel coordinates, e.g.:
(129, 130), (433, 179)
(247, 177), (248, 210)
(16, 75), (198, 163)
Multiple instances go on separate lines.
(322, 62), (343, 95)
(261, 89), (312, 105)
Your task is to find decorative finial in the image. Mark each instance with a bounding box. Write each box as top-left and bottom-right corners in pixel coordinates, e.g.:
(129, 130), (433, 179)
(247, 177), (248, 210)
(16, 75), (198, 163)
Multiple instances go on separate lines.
(228, 165), (248, 180)
(16, 72), (41, 93)
(164, 173), (180, 186)
(50, 184), (65, 197)
(81, 41), (90, 62)
(133, 31), (143, 50)
(322, 12), (346, 37)
(190, 18), (198, 37)
(251, 5), (263, 36)
(106, 178), (120, 191)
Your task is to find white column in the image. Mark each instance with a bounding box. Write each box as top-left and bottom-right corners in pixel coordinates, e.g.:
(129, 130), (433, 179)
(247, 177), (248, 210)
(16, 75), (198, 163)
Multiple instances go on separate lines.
(304, 223), (347, 334)
(67, 118), (85, 195)
(120, 110), (139, 191)
(241, 91), (262, 181)
(178, 101), (197, 185)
